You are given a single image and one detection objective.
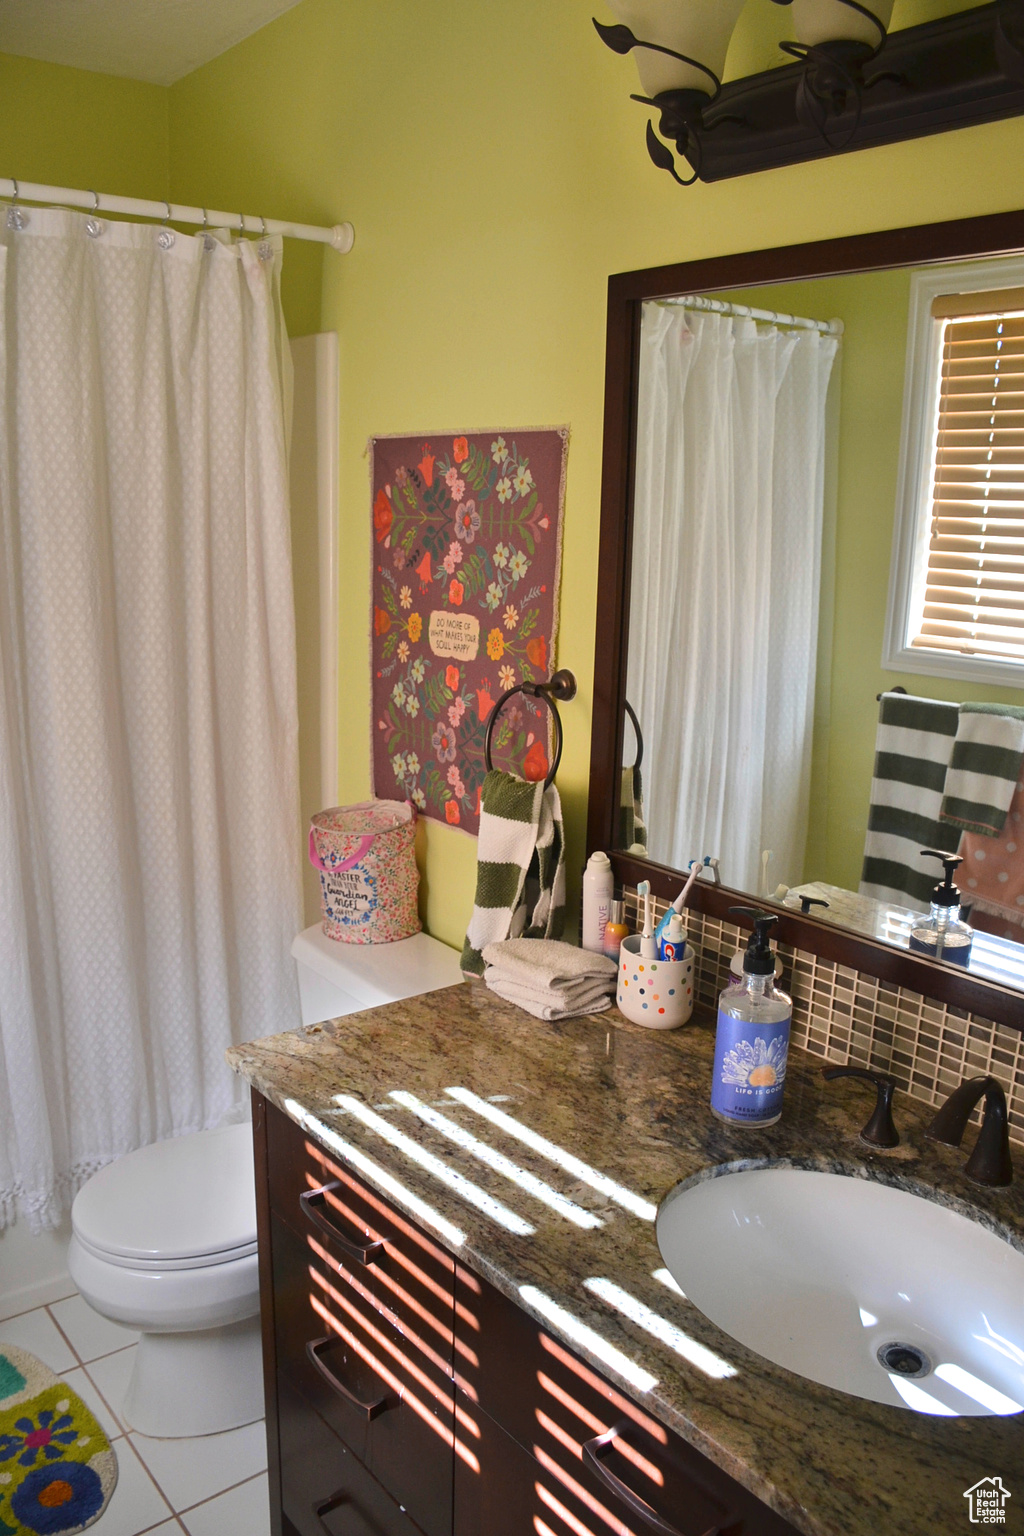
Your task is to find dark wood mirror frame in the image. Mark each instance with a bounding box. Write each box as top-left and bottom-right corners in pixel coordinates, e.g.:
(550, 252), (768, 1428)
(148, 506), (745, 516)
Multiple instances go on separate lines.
(587, 206), (1024, 1034)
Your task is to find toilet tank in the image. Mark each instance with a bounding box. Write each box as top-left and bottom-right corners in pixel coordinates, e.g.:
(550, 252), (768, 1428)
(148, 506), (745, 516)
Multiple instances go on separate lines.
(291, 924), (463, 1025)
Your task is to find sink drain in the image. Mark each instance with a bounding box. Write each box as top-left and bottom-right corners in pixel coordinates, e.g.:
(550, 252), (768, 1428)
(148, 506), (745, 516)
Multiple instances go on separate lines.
(877, 1342), (933, 1379)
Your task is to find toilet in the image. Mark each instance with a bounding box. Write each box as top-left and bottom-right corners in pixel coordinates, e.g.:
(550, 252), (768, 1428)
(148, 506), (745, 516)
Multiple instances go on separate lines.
(69, 927), (462, 1437)
(291, 922), (464, 1025)
(69, 1122), (262, 1439)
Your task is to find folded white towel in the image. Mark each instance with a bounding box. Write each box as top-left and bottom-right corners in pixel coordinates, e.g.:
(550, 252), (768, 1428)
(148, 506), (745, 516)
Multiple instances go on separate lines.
(485, 974), (614, 1022)
(481, 938), (618, 990)
(483, 967), (615, 1011)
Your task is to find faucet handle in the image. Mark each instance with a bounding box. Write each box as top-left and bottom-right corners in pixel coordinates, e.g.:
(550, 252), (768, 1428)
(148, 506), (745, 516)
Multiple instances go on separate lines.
(927, 1076), (1013, 1187)
(821, 1066), (900, 1148)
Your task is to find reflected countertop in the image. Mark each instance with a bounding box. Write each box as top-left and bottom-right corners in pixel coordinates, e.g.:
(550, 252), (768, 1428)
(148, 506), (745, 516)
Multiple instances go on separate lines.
(786, 880), (1024, 988)
(227, 985), (1024, 1536)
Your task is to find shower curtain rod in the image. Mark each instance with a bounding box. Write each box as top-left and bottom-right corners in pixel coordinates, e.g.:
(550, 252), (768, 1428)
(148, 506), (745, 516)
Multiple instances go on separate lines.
(662, 293), (843, 336)
(0, 177), (354, 251)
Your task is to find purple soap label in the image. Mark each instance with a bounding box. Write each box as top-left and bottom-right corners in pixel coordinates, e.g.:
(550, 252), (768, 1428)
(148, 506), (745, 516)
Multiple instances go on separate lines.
(711, 1011), (789, 1123)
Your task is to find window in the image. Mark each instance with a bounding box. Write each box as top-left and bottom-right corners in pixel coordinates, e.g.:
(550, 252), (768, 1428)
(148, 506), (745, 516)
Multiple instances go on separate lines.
(884, 258), (1024, 687)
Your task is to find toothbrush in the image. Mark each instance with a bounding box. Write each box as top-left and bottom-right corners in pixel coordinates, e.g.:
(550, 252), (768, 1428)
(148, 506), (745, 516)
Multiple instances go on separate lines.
(638, 880), (657, 960)
(654, 857), (706, 945)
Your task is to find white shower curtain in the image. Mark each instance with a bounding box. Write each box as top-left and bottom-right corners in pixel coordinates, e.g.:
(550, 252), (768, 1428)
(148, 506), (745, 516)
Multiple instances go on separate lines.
(628, 302), (839, 893)
(0, 208), (302, 1229)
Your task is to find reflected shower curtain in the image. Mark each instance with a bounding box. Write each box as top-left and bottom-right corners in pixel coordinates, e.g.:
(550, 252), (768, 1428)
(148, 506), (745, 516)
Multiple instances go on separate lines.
(628, 303), (839, 893)
(0, 209), (302, 1228)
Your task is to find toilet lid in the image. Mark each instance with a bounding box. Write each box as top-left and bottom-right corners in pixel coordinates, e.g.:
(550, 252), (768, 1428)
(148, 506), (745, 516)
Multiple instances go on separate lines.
(72, 1122), (257, 1266)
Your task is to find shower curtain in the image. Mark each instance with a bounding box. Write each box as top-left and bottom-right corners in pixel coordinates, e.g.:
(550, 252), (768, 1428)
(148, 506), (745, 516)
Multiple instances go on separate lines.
(0, 208), (302, 1229)
(628, 302), (839, 893)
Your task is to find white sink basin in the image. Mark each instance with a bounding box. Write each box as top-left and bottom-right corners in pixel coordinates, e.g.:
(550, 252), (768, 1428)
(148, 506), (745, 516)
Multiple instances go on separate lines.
(656, 1167), (1024, 1416)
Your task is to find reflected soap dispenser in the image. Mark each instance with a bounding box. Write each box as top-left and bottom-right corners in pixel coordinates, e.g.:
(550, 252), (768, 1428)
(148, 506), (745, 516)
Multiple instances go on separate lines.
(908, 851), (974, 967)
(711, 909), (792, 1128)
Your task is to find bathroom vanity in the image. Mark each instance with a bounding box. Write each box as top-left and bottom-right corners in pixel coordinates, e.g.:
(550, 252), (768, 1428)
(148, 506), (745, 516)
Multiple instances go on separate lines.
(228, 985), (1024, 1536)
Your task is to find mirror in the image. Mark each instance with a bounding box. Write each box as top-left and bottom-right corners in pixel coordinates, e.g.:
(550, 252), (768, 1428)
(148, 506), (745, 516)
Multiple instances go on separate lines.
(590, 211), (1024, 1006)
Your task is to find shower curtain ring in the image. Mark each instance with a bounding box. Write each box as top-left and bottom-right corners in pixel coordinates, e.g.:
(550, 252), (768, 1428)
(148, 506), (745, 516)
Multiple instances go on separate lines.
(201, 208), (216, 251)
(7, 176), (28, 231)
(86, 190), (103, 239)
(258, 215), (272, 261)
(157, 200), (176, 249)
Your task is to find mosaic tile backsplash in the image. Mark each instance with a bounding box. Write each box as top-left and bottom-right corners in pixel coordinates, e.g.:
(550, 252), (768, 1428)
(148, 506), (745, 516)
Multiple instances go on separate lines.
(622, 886), (1024, 1145)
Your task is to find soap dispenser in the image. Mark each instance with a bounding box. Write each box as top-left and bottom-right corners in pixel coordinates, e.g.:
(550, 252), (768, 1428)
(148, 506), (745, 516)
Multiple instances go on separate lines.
(908, 851), (974, 967)
(712, 909), (792, 1128)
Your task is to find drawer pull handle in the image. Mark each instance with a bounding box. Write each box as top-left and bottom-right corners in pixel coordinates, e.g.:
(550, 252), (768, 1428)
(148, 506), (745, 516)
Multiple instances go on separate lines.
(301, 1184), (385, 1265)
(313, 1489), (351, 1531)
(583, 1428), (720, 1536)
(306, 1336), (394, 1421)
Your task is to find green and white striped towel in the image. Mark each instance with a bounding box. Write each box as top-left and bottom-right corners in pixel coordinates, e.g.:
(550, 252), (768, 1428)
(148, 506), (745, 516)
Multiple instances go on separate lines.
(939, 704), (1024, 837)
(619, 765), (648, 853)
(859, 692), (960, 910)
(461, 769), (566, 977)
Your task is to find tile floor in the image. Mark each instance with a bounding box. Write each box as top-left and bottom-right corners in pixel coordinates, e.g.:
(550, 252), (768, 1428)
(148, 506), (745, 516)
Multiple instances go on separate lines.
(0, 1293), (270, 1534)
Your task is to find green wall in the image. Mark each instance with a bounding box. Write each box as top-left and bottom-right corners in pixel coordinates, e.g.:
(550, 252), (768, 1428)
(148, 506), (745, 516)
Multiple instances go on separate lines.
(14, 2), (1018, 950)
(0, 51), (168, 198)
(165, 0), (1024, 949)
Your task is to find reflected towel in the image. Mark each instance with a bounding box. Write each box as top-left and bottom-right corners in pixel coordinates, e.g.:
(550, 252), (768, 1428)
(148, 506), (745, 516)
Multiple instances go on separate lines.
(939, 704), (1024, 837)
(859, 692), (960, 910)
(619, 764), (648, 853)
(957, 775), (1024, 935)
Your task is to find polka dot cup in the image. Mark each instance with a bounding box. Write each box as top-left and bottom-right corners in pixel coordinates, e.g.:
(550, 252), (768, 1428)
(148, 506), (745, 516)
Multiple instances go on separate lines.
(617, 933), (694, 1030)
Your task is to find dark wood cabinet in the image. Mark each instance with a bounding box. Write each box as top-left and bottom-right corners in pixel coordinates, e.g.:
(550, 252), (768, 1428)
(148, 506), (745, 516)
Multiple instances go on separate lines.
(255, 1093), (800, 1536)
(279, 1375), (425, 1536)
(453, 1265), (797, 1536)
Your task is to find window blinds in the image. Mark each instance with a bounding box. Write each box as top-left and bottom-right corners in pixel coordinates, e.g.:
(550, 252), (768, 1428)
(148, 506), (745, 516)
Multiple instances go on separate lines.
(913, 289), (1024, 662)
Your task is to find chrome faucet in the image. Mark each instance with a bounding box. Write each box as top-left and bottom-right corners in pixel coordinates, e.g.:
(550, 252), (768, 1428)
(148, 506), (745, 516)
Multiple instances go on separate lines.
(926, 1076), (1013, 1187)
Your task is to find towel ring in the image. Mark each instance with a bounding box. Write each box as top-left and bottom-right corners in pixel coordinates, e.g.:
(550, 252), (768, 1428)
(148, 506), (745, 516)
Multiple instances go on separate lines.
(483, 669), (577, 791)
(623, 698), (644, 774)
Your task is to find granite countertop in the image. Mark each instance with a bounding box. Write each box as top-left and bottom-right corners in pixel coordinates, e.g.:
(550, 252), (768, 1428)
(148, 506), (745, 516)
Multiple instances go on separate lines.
(227, 984), (1024, 1536)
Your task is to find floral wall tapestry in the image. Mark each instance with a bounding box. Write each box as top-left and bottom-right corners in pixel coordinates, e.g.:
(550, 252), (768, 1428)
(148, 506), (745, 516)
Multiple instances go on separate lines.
(370, 428), (568, 837)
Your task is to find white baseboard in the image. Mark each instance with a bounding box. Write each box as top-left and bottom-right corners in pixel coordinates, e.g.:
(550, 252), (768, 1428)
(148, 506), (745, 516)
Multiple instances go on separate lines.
(0, 1272), (77, 1323)
(0, 1216), (75, 1322)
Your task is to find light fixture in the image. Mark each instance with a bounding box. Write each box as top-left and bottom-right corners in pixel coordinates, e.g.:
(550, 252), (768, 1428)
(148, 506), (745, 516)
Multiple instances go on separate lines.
(772, 0), (893, 148)
(595, 3), (1024, 186)
(594, 1), (747, 183)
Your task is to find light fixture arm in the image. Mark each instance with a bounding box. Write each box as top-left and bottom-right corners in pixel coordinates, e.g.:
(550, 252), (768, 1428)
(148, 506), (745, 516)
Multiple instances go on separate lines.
(592, 19), (722, 97)
(644, 120), (699, 185)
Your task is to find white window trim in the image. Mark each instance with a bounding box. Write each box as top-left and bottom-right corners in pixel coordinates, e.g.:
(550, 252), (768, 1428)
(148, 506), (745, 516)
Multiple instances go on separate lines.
(883, 255), (1024, 689)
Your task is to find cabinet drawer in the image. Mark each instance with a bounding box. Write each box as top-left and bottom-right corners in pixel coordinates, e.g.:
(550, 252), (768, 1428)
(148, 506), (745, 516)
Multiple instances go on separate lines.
(273, 1212), (453, 1536)
(456, 1268), (800, 1536)
(279, 1373), (424, 1536)
(266, 1099), (456, 1372)
(455, 1392), (732, 1536)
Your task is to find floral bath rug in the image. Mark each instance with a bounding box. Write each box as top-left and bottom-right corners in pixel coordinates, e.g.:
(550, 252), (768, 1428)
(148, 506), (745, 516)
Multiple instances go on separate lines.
(0, 1345), (116, 1534)
(370, 428), (568, 836)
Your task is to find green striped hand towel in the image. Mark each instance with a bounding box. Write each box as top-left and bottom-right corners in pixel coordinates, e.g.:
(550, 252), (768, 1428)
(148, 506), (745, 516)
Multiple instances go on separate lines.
(939, 704), (1024, 837)
(619, 764), (648, 853)
(859, 692), (960, 910)
(461, 769), (566, 977)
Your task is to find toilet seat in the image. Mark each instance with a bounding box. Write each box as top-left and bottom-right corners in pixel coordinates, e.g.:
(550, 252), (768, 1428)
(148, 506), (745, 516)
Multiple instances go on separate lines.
(71, 1229), (256, 1270)
(72, 1121), (257, 1270)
